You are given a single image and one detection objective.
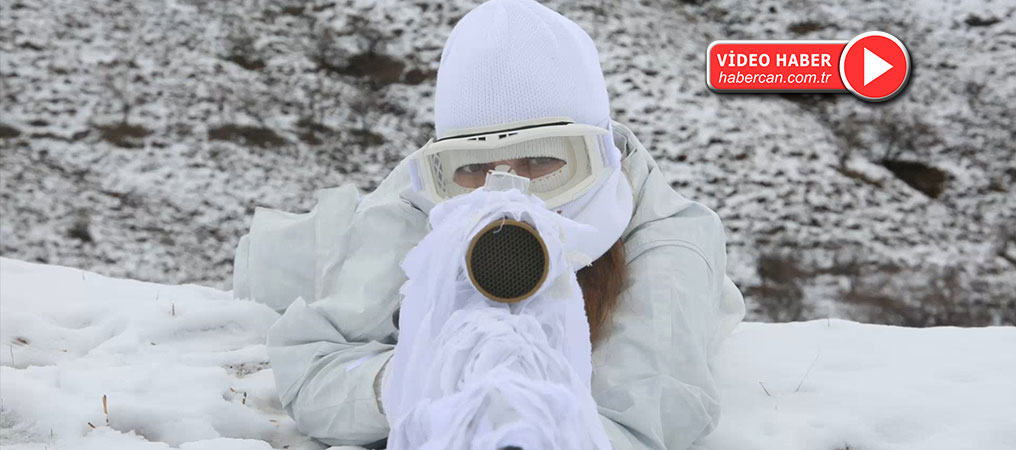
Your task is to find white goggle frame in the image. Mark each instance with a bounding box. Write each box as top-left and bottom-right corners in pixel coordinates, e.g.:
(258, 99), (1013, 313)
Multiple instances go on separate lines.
(410, 117), (610, 210)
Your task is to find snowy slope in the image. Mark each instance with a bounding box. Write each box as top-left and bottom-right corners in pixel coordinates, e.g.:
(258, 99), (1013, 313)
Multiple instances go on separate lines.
(3, 258), (1014, 449)
(1, 0), (1014, 327)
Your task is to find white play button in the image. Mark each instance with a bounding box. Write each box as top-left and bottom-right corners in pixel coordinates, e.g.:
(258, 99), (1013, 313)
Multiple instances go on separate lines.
(839, 31), (912, 101)
(863, 48), (893, 86)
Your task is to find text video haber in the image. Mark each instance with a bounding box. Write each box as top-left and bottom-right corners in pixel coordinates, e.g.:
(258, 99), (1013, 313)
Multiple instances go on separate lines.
(716, 51), (833, 68)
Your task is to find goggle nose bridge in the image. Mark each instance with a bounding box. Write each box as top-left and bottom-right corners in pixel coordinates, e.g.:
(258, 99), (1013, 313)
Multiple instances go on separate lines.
(492, 164), (515, 174)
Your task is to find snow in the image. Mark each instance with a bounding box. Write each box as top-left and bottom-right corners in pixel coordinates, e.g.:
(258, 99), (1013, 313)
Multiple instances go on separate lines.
(2, 0), (1013, 328)
(0, 257), (317, 450)
(704, 321), (1016, 450)
(3, 257), (1014, 449)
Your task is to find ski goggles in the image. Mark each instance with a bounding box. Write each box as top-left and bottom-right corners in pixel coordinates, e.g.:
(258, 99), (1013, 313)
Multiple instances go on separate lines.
(409, 117), (611, 209)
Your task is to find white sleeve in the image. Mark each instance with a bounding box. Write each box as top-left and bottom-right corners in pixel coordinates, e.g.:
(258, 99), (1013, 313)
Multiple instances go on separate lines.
(264, 198), (429, 448)
(231, 184), (360, 312)
(267, 298), (395, 448)
(593, 144), (745, 449)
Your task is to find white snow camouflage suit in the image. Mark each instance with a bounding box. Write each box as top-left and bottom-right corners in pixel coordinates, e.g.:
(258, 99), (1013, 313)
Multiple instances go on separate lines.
(233, 121), (746, 449)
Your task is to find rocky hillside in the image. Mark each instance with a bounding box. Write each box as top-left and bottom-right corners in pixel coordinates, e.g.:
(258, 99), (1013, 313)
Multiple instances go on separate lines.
(2, 0), (1013, 325)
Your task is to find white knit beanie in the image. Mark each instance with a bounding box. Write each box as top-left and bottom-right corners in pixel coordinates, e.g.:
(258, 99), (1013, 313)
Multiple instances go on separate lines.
(429, 0), (632, 263)
(435, 0), (613, 148)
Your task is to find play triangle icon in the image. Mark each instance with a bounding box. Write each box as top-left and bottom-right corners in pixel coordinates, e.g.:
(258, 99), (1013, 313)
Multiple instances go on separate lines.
(863, 48), (893, 86)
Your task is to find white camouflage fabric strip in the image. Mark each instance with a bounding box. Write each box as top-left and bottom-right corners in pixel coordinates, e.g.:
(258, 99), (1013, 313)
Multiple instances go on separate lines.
(382, 188), (610, 449)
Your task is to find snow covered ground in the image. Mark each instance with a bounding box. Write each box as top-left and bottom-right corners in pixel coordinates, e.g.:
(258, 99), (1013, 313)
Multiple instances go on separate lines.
(3, 257), (1014, 449)
(2, 0), (1013, 327)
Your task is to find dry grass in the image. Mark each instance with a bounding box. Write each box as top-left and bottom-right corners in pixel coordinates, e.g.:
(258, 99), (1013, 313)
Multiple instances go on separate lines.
(86, 394), (109, 429)
(229, 387), (248, 405)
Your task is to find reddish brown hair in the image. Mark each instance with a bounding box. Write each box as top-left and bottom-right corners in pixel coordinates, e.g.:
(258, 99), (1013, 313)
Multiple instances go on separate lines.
(576, 238), (627, 345)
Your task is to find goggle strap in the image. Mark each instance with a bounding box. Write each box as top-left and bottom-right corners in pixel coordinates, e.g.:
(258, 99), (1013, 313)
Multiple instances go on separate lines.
(436, 120), (574, 142)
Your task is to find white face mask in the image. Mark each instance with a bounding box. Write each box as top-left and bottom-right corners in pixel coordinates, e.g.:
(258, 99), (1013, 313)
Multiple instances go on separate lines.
(553, 164), (633, 264)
